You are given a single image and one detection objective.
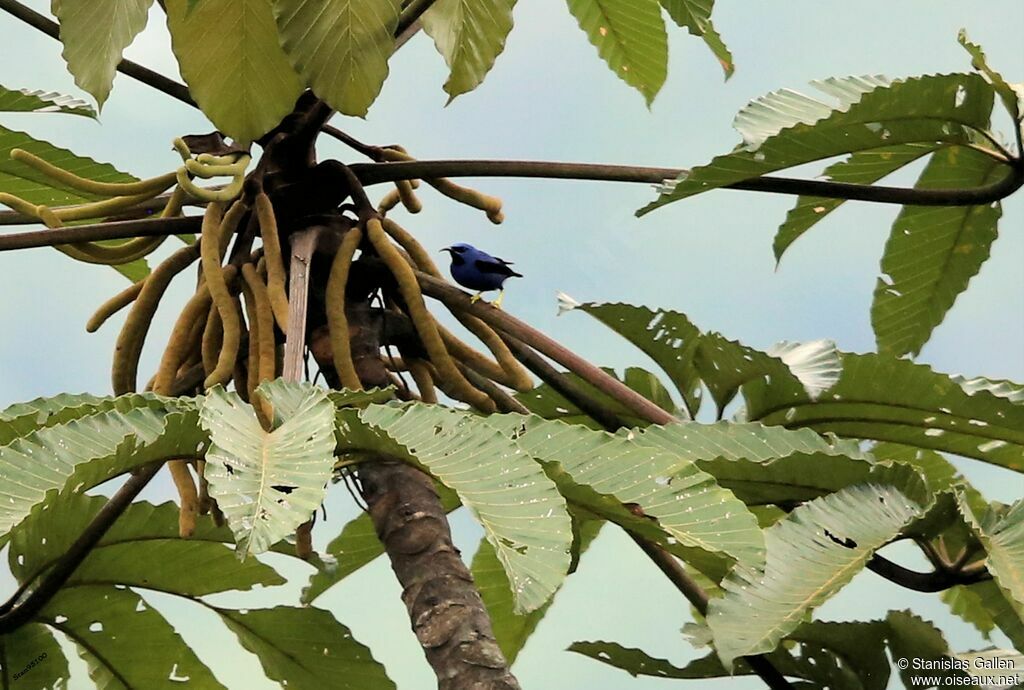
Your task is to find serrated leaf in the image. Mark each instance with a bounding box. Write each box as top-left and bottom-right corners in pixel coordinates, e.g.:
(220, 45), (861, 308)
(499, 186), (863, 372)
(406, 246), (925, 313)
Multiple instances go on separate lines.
(958, 29), (1020, 120)
(272, 0), (401, 117)
(42, 585), (226, 688)
(872, 442), (960, 494)
(51, 0), (155, 109)
(421, 0), (516, 101)
(966, 580), (1024, 652)
(0, 391), (171, 446)
(708, 483), (921, 666)
(872, 146), (1004, 357)
(641, 73), (996, 215)
(747, 353), (1024, 472)
(217, 606), (394, 690)
(166, 0), (304, 145)
(659, 0), (732, 78)
(200, 380), (336, 559)
(340, 404), (572, 613)
(565, 0), (667, 106)
(959, 495), (1024, 624)
(952, 375), (1024, 404)
(0, 623), (69, 690)
(885, 610), (974, 688)
(10, 494), (283, 595)
(774, 143), (937, 262)
(0, 84), (95, 117)
(941, 584), (996, 640)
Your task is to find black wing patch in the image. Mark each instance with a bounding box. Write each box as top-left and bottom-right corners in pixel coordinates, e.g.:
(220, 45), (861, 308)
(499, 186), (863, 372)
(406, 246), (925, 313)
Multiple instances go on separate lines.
(474, 258), (523, 278)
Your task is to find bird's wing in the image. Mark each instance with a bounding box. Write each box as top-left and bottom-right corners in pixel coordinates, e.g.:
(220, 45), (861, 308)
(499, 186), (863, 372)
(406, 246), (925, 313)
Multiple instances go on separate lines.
(474, 258), (522, 277)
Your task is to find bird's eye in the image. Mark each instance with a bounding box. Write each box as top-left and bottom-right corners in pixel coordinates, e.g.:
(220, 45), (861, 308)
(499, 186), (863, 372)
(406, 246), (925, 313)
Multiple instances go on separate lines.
(452, 246), (466, 253)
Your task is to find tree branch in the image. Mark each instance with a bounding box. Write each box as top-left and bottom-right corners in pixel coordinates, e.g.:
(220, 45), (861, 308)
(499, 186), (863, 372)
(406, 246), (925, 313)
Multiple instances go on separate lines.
(866, 553), (991, 592)
(350, 158), (1024, 206)
(0, 0), (195, 108)
(395, 0), (435, 45)
(0, 215), (202, 252)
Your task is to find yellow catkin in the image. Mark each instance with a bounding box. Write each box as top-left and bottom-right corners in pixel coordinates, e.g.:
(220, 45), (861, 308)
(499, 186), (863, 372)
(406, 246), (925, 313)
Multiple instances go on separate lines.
(184, 155), (250, 179)
(381, 217), (532, 390)
(379, 148), (503, 224)
(406, 359), (437, 403)
(242, 263), (277, 426)
(200, 202), (242, 388)
(240, 278), (262, 404)
(176, 167), (244, 203)
(196, 460), (211, 516)
(395, 180), (422, 213)
(167, 460), (199, 537)
(377, 188), (401, 214)
(201, 304), (223, 378)
(161, 185), (187, 218)
(10, 148), (177, 197)
(33, 205), (164, 265)
(112, 244), (201, 393)
(86, 280), (145, 332)
(295, 521), (314, 560)
(254, 192), (290, 330)
(366, 217), (495, 412)
(54, 191), (164, 222)
(325, 226), (364, 390)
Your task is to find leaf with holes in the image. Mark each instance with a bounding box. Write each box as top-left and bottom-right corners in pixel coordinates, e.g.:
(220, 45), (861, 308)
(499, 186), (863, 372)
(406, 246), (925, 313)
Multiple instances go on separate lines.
(0, 623), (69, 689)
(659, 0), (732, 78)
(0, 391), (173, 446)
(565, 0), (667, 106)
(707, 483), (921, 666)
(272, 0), (401, 117)
(958, 29), (1021, 120)
(959, 495), (1024, 627)
(0, 84), (95, 117)
(421, 0), (517, 101)
(200, 380), (336, 559)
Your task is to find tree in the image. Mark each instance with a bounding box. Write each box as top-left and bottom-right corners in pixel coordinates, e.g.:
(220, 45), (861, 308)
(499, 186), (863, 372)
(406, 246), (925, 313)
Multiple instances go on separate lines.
(0, 1), (1021, 688)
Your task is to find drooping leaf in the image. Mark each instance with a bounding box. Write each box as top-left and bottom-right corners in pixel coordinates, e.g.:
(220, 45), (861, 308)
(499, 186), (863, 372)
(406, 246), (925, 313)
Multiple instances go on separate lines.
(959, 495), (1024, 624)
(958, 29), (1021, 120)
(10, 494), (284, 595)
(872, 146), (1004, 356)
(421, 0), (517, 101)
(640, 73), (996, 215)
(272, 0), (402, 117)
(51, 0), (155, 109)
(43, 585), (226, 688)
(0, 623), (69, 690)
(200, 380), (336, 559)
(885, 610), (974, 688)
(707, 483), (921, 666)
(941, 584), (996, 640)
(659, 0), (732, 78)
(963, 580), (1024, 652)
(564, 0), (668, 106)
(0, 84), (95, 117)
(339, 404), (573, 613)
(166, 0), (305, 145)
(774, 143), (937, 262)
(217, 606), (394, 690)
(747, 353), (1024, 472)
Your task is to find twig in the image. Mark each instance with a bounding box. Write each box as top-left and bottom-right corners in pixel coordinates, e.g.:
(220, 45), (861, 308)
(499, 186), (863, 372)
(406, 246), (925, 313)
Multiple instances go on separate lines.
(395, 0), (434, 45)
(866, 553), (991, 592)
(0, 216), (201, 252)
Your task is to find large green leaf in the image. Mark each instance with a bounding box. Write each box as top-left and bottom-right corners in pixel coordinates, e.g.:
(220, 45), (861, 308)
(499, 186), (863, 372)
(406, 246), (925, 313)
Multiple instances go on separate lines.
(200, 380), (336, 559)
(941, 584), (996, 640)
(640, 73), (996, 215)
(565, 0), (668, 106)
(0, 623), (69, 690)
(42, 585), (226, 688)
(272, 0), (401, 117)
(872, 146), (1004, 356)
(421, 0), (517, 101)
(958, 29), (1021, 121)
(747, 353), (1024, 472)
(166, 0), (305, 145)
(217, 606), (394, 690)
(959, 495), (1024, 624)
(707, 483), (921, 666)
(885, 610), (974, 689)
(962, 580), (1024, 652)
(659, 0), (732, 78)
(0, 84), (95, 117)
(0, 391), (172, 446)
(51, 0), (154, 109)
(774, 143), (937, 262)
(340, 404), (573, 613)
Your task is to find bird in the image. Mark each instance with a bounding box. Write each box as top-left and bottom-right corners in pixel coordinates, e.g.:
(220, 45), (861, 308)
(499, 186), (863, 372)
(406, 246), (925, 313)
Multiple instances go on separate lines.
(440, 243), (522, 309)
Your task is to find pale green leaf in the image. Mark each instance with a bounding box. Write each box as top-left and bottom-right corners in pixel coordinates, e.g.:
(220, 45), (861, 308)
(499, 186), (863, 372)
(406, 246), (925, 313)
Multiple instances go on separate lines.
(964, 580), (1024, 652)
(641, 73), (995, 215)
(52, 0), (155, 109)
(885, 610), (974, 688)
(166, 0), (305, 144)
(565, 0), (668, 105)
(421, 0), (517, 101)
(0, 623), (69, 690)
(200, 380), (336, 558)
(659, 0), (732, 78)
(941, 584), (996, 640)
(708, 483), (921, 666)
(959, 495), (1024, 624)
(872, 442), (961, 494)
(0, 391), (170, 446)
(958, 29), (1020, 120)
(43, 585), (226, 688)
(952, 375), (1024, 404)
(217, 606), (394, 690)
(0, 84), (95, 117)
(272, 0), (401, 117)
(872, 146), (1004, 356)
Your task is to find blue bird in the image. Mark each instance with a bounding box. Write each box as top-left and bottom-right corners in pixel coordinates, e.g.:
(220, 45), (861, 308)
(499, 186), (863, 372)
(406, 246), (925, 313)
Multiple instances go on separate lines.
(440, 243), (522, 309)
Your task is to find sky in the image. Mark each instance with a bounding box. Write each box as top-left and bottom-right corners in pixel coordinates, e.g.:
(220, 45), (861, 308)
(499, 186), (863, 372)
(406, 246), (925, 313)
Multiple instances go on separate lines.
(1, 1), (1023, 688)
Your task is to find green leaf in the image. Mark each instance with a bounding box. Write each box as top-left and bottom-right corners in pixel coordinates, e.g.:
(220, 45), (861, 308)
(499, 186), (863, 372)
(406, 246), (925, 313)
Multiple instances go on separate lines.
(565, 0), (668, 106)
(340, 404), (572, 613)
(659, 0), (732, 78)
(200, 380), (336, 558)
(707, 483), (922, 666)
(272, 0), (402, 117)
(217, 606), (394, 690)
(0, 623), (70, 690)
(0, 391), (170, 446)
(958, 29), (1021, 120)
(774, 143), (937, 262)
(0, 84), (95, 117)
(872, 442), (960, 494)
(941, 584), (996, 640)
(568, 640), (697, 679)
(10, 494), (284, 595)
(421, 0), (517, 101)
(166, 0), (305, 145)
(959, 495), (1024, 625)
(885, 610), (973, 688)
(43, 585), (225, 688)
(952, 375), (1024, 404)
(51, 0), (154, 109)
(964, 580), (1024, 652)
(747, 353), (1024, 472)
(640, 73), (996, 215)
(873, 146), (1004, 356)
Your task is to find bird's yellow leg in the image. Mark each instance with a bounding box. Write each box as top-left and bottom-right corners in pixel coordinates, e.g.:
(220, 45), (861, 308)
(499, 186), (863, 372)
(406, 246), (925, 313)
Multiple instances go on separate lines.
(470, 292), (483, 304)
(492, 290), (505, 309)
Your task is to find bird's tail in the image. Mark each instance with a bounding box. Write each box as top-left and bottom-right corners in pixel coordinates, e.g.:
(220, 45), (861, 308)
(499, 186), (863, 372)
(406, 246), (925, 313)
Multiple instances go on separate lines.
(510, 269), (523, 278)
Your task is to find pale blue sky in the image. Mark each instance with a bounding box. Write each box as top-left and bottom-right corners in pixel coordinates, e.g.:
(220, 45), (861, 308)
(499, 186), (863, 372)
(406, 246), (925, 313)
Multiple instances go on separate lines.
(1, 1), (1022, 688)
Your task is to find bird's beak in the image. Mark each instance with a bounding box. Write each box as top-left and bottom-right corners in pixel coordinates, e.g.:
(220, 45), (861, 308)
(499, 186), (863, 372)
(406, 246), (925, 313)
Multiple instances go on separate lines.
(439, 247), (453, 254)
